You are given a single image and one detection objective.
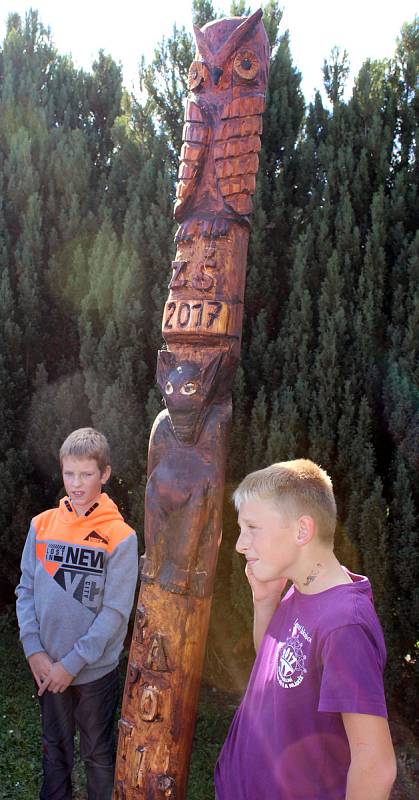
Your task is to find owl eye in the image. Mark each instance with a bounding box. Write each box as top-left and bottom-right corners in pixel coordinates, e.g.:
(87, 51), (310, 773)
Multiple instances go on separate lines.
(188, 60), (206, 91)
(165, 381), (174, 395)
(180, 382), (197, 396)
(233, 49), (259, 80)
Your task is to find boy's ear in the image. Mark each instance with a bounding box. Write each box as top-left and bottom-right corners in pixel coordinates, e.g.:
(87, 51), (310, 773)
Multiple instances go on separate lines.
(296, 515), (315, 545)
(101, 465), (112, 484)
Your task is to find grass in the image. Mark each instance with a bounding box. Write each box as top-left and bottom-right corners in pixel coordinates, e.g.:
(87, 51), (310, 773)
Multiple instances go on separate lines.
(188, 687), (239, 799)
(0, 620), (43, 800)
(0, 613), (237, 800)
(0, 616), (89, 799)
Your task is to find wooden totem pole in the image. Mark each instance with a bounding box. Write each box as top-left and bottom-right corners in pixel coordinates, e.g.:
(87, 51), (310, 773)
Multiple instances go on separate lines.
(114, 10), (269, 799)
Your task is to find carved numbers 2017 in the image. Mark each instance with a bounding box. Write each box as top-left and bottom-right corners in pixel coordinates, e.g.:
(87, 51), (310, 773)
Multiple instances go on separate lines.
(163, 299), (228, 335)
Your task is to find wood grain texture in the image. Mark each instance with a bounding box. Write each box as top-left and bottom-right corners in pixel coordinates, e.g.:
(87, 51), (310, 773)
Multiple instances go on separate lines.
(114, 11), (269, 799)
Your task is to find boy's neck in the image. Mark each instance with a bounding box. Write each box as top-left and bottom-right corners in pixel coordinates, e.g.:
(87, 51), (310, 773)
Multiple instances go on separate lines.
(292, 551), (352, 595)
(69, 494), (102, 517)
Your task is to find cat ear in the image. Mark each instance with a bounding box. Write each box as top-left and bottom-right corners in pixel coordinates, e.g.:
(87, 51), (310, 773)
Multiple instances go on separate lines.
(201, 349), (238, 398)
(201, 352), (224, 389)
(156, 350), (176, 389)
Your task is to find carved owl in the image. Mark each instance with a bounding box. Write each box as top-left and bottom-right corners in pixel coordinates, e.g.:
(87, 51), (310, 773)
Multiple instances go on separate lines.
(174, 10), (269, 236)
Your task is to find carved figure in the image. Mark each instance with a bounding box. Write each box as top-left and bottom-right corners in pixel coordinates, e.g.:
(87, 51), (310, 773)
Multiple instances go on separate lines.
(175, 9), (269, 238)
(114, 11), (269, 799)
(155, 349), (227, 444)
(141, 349), (232, 595)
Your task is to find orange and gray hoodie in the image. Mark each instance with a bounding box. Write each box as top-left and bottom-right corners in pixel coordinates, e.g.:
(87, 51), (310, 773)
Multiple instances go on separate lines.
(16, 493), (138, 685)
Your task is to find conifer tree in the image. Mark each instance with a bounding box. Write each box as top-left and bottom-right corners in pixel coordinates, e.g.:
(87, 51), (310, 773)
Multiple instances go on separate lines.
(139, 27), (193, 162)
(342, 395), (377, 548)
(266, 388), (301, 463)
(246, 387), (268, 472)
(192, 0), (217, 28)
(390, 454), (418, 642)
(384, 231), (419, 472)
(264, 227), (314, 395)
(322, 46), (350, 106)
(309, 249), (347, 468)
(351, 187), (388, 405)
(245, 18), (305, 328)
(228, 365), (249, 479)
(358, 478), (390, 624)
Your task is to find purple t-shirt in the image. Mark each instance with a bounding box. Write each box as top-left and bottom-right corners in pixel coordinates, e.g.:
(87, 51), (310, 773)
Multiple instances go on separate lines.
(215, 571), (387, 800)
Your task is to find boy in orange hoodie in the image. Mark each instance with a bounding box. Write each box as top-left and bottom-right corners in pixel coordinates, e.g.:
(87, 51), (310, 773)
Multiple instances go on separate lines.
(16, 428), (138, 800)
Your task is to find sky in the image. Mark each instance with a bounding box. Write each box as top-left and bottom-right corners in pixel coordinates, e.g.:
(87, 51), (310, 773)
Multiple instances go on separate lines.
(1, 1), (417, 101)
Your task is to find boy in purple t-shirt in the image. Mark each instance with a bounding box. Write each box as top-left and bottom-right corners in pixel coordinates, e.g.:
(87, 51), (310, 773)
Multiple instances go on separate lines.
(215, 459), (396, 800)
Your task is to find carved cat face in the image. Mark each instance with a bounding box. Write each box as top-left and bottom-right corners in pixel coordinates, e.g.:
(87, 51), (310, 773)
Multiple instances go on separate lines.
(156, 351), (225, 444)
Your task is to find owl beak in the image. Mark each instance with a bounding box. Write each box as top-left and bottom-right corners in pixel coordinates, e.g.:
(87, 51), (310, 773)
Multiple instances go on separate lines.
(211, 66), (223, 85)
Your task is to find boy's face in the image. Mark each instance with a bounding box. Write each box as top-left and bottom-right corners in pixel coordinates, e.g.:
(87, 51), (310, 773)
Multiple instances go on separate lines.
(236, 497), (300, 582)
(62, 455), (111, 515)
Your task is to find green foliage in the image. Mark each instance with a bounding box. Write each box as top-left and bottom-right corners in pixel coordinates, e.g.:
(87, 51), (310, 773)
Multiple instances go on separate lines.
(229, 1), (251, 17)
(192, 0), (218, 28)
(139, 26), (193, 161)
(187, 688), (238, 799)
(262, 0), (283, 50)
(0, 626), (44, 799)
(322, 47), (350, 105)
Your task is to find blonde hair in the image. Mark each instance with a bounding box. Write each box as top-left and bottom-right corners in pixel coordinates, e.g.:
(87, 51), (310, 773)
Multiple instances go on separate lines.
(59, 428), (111, 474)
(233, 459), (337, 543)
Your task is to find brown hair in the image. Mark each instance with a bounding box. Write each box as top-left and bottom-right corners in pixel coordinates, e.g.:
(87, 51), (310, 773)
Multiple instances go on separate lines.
(59, 428), (111, 474)
(233, 459), (337, 543)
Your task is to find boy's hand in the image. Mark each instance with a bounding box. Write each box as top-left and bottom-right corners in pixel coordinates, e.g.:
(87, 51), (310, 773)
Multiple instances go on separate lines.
(245, 561), (287, 605)
(245, 563), (287, 653)
(38, 662), (74, 696)
(28, 652), (53, 689)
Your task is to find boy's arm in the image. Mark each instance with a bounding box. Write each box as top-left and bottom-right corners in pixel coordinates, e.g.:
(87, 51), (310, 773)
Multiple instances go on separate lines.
(15, 523), (45, 659)
(59, 532), (138, 678)
(245, 563), (287, 652)
(319, 624), (395, 799)
(16, 525), (55, 687)
(342, 713), (397, 800)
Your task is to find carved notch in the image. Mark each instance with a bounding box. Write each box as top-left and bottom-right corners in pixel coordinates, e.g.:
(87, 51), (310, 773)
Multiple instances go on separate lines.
(133, 745), (146, 788)
(135, 604), (147, 644)
(139, 685), (160, 722)
(146, 634), (169, 672)
(118, 719), (134, 761)
(114, 780), (126, 800)
(157, 773), (176, 798)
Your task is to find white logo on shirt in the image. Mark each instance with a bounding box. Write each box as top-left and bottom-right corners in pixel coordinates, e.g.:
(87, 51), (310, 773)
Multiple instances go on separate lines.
(276, 619), (309, 688)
